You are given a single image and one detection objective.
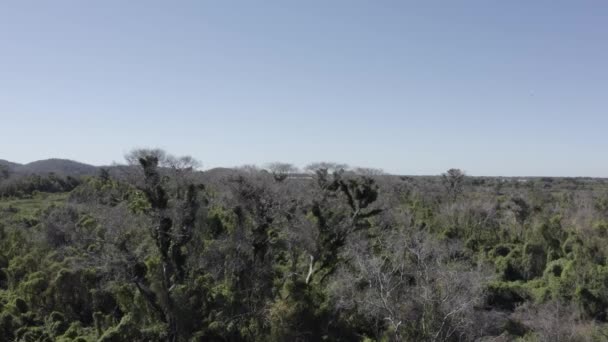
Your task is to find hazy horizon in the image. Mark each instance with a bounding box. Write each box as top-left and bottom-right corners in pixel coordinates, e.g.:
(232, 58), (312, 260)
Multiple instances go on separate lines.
(3, 154), (608, 179)
(1, 1), (607, 177)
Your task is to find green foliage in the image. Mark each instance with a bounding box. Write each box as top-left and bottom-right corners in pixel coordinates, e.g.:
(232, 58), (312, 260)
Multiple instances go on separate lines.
(3, 162), (608, 340)
(98, 314), (145, 342)
(268, 280), (322, 341)
(0, 173), (81, 199)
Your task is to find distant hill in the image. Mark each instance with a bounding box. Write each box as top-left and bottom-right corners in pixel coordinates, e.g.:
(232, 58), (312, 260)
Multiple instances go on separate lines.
(0, 159), (22, 171)
(19, 159), (98, 176)
(0, 158), (99, 176)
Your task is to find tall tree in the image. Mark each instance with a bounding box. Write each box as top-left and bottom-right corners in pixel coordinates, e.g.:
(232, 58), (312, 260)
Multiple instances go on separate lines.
(442, 168), (465, 201)
(136, 154), (203, 342)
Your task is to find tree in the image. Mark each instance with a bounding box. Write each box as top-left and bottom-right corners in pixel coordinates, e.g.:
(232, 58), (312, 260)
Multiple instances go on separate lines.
(265, 162), (298, 182)
(134, 154), (204, 342)
(442, 168), (465, 201)
(305, 169), (383, 285)
(124, 148), (167, 166)
(352, 167), (385, 176)
(236, 164), (261, 174)
(333, 230), (490, 341)
(267, 169), (383, 341)
(165, 155), (201, 171)
(304, 162), (348, 174)
(125, 148), (201, 170)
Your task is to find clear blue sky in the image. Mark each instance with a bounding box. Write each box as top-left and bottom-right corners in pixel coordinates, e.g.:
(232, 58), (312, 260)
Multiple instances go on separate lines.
(1, 1), (607, 176)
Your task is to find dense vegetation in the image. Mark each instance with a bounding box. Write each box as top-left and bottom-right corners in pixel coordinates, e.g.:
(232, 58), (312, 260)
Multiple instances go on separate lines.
(2, 150), (608, 341)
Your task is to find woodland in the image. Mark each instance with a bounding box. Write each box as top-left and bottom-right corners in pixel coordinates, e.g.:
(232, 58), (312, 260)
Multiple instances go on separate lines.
(1, 150), (608, 341)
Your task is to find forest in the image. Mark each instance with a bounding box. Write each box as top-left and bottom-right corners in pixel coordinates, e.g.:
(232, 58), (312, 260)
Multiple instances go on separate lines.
(2, 149), (608, 341)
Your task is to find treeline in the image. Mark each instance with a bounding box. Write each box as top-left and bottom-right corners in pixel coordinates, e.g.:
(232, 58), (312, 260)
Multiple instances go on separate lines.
(0, 173), (82, 199)
(1, 150), (608, 341)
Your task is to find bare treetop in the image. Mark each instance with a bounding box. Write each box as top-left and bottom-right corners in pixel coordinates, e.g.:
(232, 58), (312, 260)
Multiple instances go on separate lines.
(125, 148), (201, 170)
(265, 162), (299, 182)
(352, 167), (385, 176)
(304, 162), (349, 174)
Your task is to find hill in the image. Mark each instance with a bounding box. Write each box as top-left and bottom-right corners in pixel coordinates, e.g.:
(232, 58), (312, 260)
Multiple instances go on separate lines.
(19, 158), (98, 176)
(0, 159), (22, 171)
(9, 158), (98, 176)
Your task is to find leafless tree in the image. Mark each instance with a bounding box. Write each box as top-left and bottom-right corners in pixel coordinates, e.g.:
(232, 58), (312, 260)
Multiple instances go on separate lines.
(265, 162), (299, 182)
(304, 162), (349, 174)
(236, 164), (261, 174)
(124, 148), (168, 166)
(165, 155), (201, 170)
(332, 230), (491, 341)
(352, 167), (386, 176)
(513, 301), (598, 342)
(120, 148), (201, 193)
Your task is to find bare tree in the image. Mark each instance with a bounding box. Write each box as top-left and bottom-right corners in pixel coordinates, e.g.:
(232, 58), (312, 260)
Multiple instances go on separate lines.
(125, 148), (200, 170)
(333, 230), (490, 341)
(265, 162), (299, 182)
(304, 162), (349, 174)
(352, 167), (385, 176)
(125, 148), (168, 166)
(513, 301), (594, 342)
(165, 155), (201, 170)
(236, 164), (261, 174)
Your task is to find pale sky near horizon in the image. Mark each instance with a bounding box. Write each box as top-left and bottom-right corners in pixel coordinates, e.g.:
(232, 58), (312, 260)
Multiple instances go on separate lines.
(1, 1), (607, 176)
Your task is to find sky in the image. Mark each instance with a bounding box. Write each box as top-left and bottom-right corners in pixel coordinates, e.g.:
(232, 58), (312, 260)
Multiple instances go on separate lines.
(1, 1), (607, 176)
